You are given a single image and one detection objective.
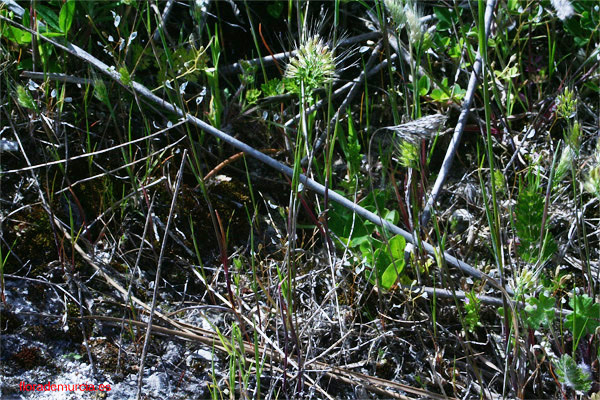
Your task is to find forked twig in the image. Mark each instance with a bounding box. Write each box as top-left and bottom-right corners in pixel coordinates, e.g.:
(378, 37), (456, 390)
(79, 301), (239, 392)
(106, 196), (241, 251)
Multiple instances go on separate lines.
(421, 0), (498, 225)
(117, 194), (156, 374)
(136, 150), (187, 399)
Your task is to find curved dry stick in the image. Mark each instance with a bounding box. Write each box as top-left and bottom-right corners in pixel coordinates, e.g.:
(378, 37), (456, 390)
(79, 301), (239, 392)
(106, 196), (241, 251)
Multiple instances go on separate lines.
(203, 148), (279, 181)
(0, 16), (511, 297)
(421, 0), (498, 225)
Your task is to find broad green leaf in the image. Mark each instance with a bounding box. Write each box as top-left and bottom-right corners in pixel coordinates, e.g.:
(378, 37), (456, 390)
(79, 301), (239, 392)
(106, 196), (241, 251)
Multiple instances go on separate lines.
(359, 189), (389, 211)
(433, 7), (456, 31)
(419, 75), (430, 96)
(381, 261), (402, 289)
(328, 199), (369, 247)
(16, 85), (36, 110)
(8, 25), (32, 44)
(450, 84), (466, 101)
(35, 4), (61, 32)
(430, 88), (448, 102)
(387, 234), (406, 260)
(373, 247), (391, 284)
(59, 0), (76, 34)
(23, 8), (30, 28)
(380, 235), (406, 290)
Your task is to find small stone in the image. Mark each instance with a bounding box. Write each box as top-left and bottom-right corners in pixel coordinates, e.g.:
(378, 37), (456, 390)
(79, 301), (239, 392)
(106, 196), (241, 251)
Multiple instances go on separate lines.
(450, 209), (473, 233)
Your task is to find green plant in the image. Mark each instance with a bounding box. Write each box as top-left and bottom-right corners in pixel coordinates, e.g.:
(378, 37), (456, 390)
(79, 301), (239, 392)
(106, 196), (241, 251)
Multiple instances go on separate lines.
(0, 12), (32, 46)
(205, 26), (223, 128)
(429, 78), (466, 105)
(583, 165), (600, 197)
(562, 0), (599, 47)
(361, 234), (406, 290)
(566, 294), (600, 351)
(58, 0), (76, 36)
(513, 265), (543, 299)
(0, 1), (76, 71)
(514, 171), (557, 264)
(15, 85), (37, 111)
(556, 87), (577, 120)
(396, 140), (419, 169)
(335, 109), (362, 186)
(1, 0), (598, 397)
(261, 78), (285, 97)
(157, 45), (208, 85)
(63, 352), (83, 361)
(583, 139), (600, 197)
(553, 144), (576, 188)
(554, 354), (592, 392)
(463, 289), (482, 332)
(524, 291), (556, 329)
(329, 190), (407, 290)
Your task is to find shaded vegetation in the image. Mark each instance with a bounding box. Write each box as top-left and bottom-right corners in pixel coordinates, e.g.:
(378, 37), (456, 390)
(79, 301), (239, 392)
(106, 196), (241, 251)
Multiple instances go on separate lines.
(1, 0), (599, 399)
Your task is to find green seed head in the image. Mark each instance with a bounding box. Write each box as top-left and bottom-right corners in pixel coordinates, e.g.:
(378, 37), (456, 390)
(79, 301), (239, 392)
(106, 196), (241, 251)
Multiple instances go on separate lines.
(583, 139), (600, 197)
(397, 140), (420, 169)
(584, 165), (600, 197)
(285, 36), (336, 93)
(556, 87), (577, 120)
(384, 0), (425, 45)
(514, 266), (542, 298)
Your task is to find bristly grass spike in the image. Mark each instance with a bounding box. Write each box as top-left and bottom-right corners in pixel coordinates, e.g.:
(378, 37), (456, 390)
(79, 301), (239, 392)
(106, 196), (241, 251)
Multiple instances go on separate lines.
(374, 114), (448, 146)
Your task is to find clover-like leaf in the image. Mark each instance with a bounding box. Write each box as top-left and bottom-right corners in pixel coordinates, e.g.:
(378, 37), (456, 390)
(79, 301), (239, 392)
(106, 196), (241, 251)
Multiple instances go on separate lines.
(566, 294), (600, 340)
(525, 291), (556, 328)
